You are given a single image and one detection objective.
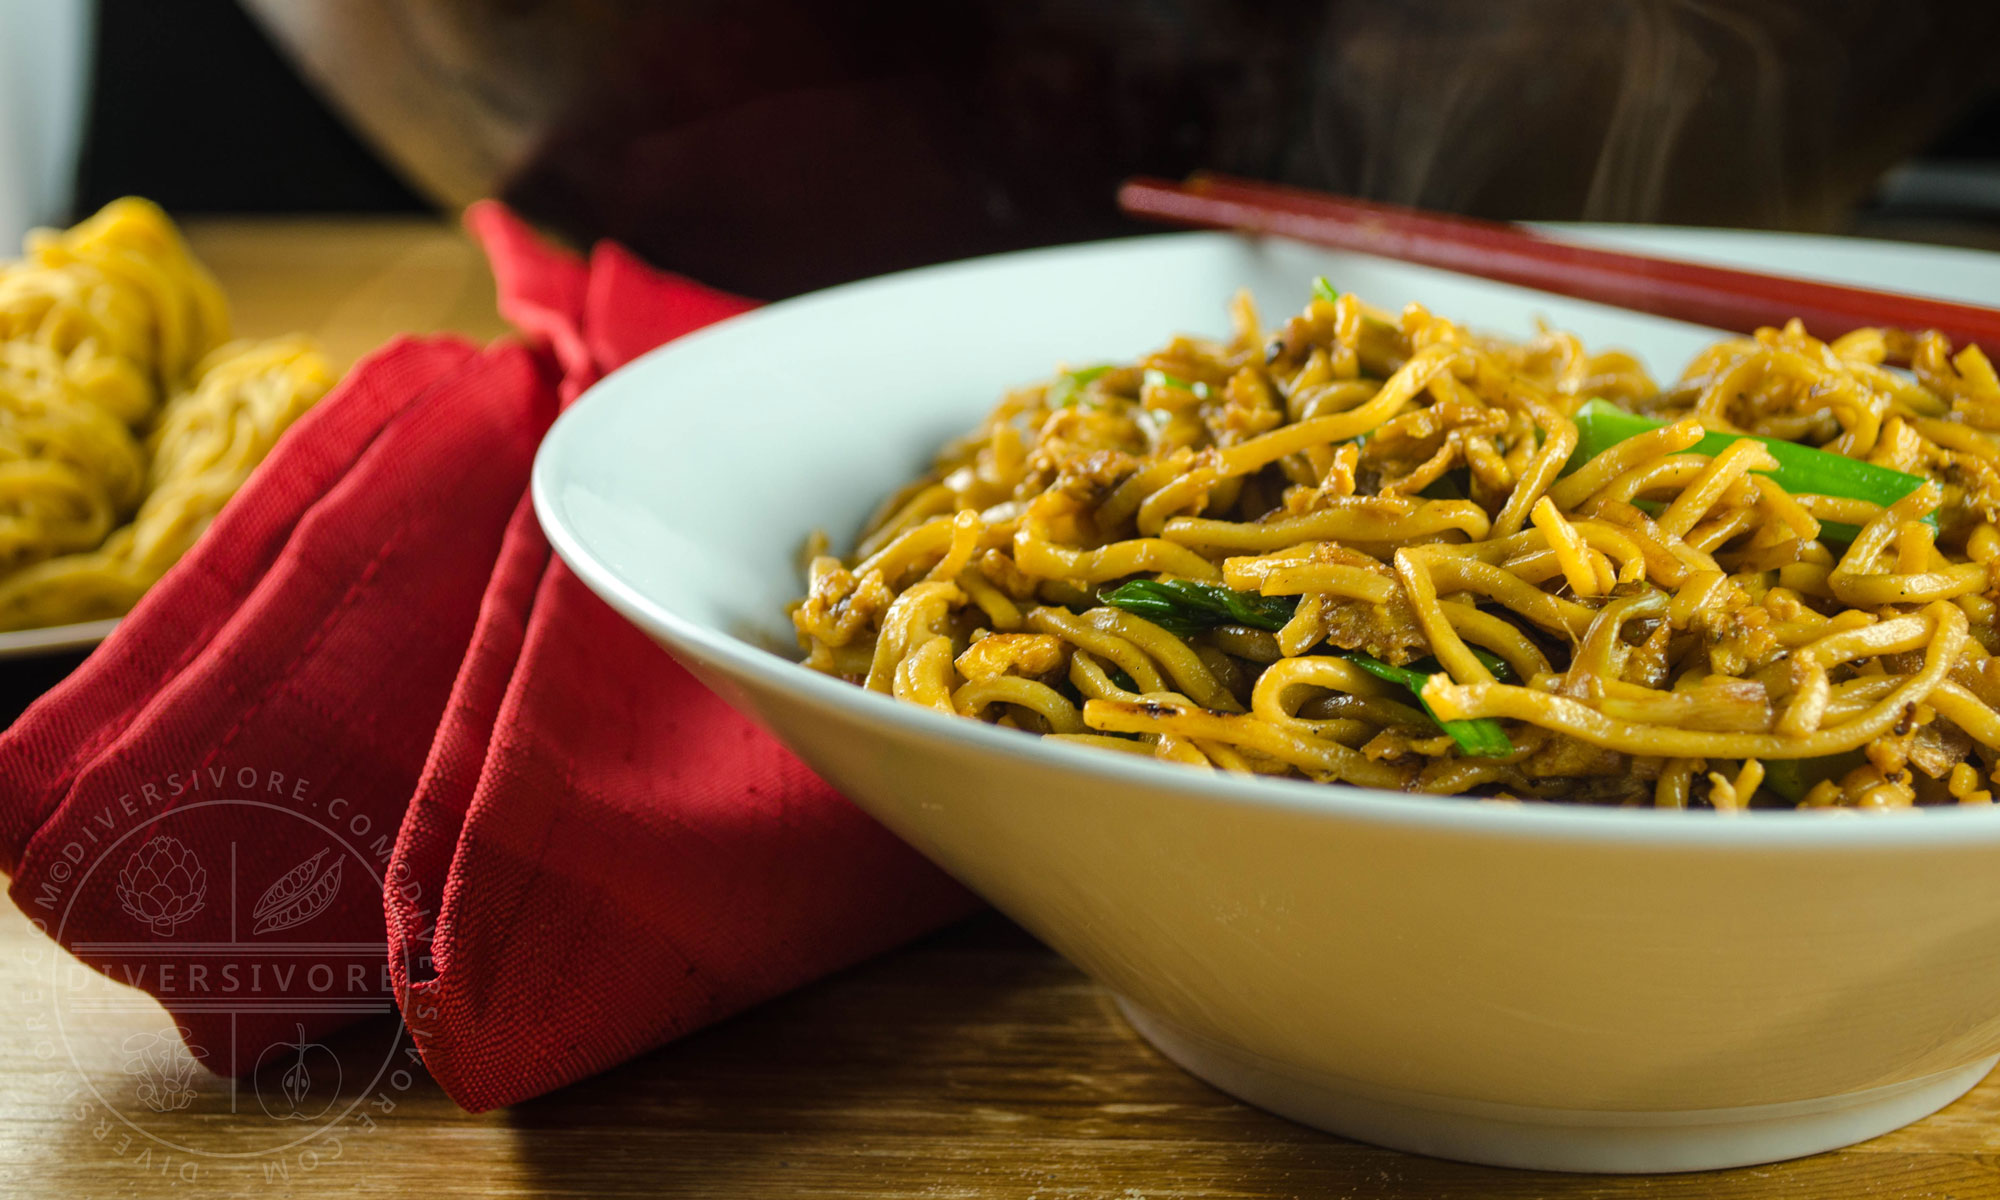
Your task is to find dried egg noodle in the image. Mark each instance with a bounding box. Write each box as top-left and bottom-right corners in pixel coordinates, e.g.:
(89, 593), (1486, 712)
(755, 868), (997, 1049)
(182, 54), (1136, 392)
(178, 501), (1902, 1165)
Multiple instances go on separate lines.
(0, 199), (333, 631)
(793, 282), (2000, 810)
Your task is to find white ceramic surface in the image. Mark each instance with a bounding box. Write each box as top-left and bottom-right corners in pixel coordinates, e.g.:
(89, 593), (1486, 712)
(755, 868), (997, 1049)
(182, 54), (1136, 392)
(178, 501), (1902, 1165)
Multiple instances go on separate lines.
(533, 228), (2000, 1173)
(0, 0), (91, 246)
(0, 617), (115, 661)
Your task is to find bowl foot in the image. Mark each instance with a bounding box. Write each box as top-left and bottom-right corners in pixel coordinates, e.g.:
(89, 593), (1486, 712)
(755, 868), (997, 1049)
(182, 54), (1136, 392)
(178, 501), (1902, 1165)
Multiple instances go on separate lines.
(1115, 998), (1996, 1174)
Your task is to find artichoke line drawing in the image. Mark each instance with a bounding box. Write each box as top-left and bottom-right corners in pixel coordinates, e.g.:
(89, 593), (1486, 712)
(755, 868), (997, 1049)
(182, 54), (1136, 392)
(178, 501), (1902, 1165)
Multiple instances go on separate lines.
(114, 835), (207, 937)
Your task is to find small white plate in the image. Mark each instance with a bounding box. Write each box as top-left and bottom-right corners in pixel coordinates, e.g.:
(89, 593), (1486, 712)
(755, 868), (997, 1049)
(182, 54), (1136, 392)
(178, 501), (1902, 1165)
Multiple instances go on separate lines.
(0, 617), (118, 661)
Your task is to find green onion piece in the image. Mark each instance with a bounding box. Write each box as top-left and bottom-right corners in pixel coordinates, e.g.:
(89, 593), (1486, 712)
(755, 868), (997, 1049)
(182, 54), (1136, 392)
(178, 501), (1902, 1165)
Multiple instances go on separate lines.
(1352, 649), (1516, 686)
(1142, 368), (1212, 401)
(1099, 582), (1516, 681)
(1761, 750), (1868, 805)
(1345, 654), (1514, 758)
(1568, 399), (1930, 538)
(1098, 580), (1514, 756)
(1105, 665), (1140, 693)
(1466, 647), (1517, 684)
(1311, 276), (1340, 304)
(1048, 364), (1115, 408)
(1099, 579), (1296, 636)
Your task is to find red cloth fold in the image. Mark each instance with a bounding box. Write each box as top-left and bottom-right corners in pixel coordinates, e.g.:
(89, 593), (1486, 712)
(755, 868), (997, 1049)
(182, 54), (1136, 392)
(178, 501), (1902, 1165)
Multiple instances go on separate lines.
(0, 204), (973, 1109)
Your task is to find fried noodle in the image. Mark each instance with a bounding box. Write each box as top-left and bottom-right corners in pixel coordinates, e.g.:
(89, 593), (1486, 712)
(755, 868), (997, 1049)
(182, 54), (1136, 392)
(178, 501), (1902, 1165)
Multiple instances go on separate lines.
(793, 283), (2000, 810)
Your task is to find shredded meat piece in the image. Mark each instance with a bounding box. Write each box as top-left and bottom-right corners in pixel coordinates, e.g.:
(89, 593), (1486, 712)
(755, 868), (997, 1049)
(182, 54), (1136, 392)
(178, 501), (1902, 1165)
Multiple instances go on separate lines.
(1907, 717), (1974, 779)
(1359, 728), (1455, 762)
(1014, 410), (1147, 499)
(1518, 736), (1628, 783)
(1050, 449), (1139, 507)
(1212, 367), (1285, 444)
(1940, 455), (2000, 531)
(975, 550), (1040, 600)
(794, 561), (893, 647)
(1530, 773), (1654, 805)
(1359, 399), (1508, 497)
(1881, 650), (1925, 676)
(955, 633), (1067, 681)
(1317, 592), (1430, 664)
(1953, 657), (2000, 710)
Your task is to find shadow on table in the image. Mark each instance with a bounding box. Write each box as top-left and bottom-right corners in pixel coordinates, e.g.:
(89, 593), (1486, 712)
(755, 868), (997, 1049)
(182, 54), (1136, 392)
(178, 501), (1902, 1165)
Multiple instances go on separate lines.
(1, 647), (92, 728)
(24, 907), (1997, 1197)
(503, 913), (1981, 1200)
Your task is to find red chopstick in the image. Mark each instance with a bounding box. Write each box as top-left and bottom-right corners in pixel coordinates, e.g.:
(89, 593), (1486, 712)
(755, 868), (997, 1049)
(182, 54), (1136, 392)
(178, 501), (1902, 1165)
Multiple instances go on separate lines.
(1118, 173), (2000, 355)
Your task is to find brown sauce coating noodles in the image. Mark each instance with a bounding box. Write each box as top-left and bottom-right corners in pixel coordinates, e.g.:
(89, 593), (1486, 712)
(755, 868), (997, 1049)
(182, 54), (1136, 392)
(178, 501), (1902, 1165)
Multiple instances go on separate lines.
(793, 285), (2000, 811)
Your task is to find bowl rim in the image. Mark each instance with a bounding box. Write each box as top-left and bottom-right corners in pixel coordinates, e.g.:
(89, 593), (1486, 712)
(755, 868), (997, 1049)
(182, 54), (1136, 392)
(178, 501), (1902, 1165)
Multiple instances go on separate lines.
(533, 229), (2000, 851)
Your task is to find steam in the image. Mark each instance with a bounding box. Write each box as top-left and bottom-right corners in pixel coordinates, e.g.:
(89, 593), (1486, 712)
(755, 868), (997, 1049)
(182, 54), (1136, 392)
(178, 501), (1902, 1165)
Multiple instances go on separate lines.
(1307, 0), (1829, 226)
(1584, 1), (1792, 224)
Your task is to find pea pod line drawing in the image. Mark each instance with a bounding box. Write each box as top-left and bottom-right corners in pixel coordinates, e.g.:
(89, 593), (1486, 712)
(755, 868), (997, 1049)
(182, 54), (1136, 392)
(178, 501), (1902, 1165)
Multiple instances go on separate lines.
(251, 848), (342, 934)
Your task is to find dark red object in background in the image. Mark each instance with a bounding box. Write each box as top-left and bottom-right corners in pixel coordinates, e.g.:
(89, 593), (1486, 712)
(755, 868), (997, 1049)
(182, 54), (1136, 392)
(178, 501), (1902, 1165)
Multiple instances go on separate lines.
(240, 0), (2000, 300)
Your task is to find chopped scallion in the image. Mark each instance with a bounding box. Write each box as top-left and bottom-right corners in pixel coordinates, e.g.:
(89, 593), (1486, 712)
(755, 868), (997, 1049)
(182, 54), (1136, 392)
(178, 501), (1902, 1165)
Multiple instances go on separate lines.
(1568, 398), (1930, 542)
(1048, 364), (1115, 408)
(1099, 579), (1295, 636)
(1142, 368), (1212, 401)
(1345, 654), (1515, 758)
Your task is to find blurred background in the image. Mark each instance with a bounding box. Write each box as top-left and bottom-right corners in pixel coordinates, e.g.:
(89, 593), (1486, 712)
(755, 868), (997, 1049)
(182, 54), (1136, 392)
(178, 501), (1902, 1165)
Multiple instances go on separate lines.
(13, 0), (2000, 297)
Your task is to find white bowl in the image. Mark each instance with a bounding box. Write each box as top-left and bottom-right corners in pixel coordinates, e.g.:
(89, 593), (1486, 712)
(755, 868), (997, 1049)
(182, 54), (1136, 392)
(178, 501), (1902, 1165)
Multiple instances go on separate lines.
(533, 229), (2000, 1173)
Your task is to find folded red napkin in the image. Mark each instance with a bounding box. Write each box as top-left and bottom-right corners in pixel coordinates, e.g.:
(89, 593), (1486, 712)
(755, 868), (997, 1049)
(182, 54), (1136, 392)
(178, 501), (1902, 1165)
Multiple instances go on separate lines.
(0, 204), (973, 1109)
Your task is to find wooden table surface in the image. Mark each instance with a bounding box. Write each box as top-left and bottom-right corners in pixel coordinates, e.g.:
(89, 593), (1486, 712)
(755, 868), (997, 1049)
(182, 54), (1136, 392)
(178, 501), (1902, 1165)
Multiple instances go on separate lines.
(4, 218), (2000, 1199)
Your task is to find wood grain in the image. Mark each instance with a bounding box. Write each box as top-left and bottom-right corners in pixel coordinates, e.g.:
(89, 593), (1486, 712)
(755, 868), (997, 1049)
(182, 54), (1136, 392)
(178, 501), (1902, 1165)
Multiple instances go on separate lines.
(182, 215), (512, 368)
(2, 219), (1999, 1198)
(4, 906), (2000, 1198)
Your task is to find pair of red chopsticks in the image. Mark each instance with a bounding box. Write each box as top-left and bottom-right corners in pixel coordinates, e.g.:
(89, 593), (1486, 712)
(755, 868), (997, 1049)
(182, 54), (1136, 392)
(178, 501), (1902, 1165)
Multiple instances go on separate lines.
(1118, 173), (2000, 354)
